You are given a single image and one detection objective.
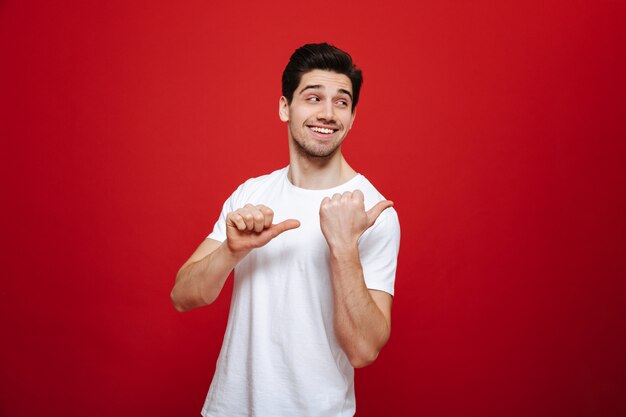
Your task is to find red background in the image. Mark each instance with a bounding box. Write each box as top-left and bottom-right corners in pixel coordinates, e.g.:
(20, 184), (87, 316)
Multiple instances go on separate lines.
(1, 1), (625, 416)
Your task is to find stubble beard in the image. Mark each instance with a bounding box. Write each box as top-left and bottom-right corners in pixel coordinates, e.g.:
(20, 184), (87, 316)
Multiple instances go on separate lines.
(290, 127), (344, 160)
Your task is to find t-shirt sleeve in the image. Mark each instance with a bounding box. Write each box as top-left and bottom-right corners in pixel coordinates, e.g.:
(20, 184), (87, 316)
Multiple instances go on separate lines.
(207, 183), (245, 243)
(358, 207), (401, 296)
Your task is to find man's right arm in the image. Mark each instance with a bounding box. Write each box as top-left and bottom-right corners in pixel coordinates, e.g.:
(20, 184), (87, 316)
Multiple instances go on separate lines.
(170, 238), (242, 312)
(170, 204), (300, 312)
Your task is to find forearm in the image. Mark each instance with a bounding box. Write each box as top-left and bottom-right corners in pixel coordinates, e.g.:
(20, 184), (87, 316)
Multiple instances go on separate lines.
(171, 243), (244, 312)
(330, 245), (391, 368)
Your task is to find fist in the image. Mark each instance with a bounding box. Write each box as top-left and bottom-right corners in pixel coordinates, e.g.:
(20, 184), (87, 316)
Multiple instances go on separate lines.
(319, 190), (393, 250)
(226, 204), (300, 255)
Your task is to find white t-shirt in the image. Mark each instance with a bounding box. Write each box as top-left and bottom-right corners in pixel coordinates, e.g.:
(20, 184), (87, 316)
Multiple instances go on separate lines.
(201, 167), (400, 417)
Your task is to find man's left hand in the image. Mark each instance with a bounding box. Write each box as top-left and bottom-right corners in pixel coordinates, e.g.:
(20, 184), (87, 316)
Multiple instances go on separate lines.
(319, 190), (393, 251)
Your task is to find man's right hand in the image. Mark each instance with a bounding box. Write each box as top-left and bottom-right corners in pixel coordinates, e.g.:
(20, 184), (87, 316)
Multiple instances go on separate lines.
(226, 204), (300, 256)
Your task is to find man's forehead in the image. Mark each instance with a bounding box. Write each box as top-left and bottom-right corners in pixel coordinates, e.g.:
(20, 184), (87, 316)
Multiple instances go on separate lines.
(297, 69), (353, 94)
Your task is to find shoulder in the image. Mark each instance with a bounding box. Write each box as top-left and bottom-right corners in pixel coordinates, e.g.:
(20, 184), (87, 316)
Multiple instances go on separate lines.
(228, 167), (288, 205)
(355, 175), (397, 212)
(353, 175), (384, 202)
(239, 167), (287, 189)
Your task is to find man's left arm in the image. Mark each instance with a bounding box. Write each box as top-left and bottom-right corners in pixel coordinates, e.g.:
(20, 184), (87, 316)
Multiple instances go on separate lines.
(320, 190), (397, 368)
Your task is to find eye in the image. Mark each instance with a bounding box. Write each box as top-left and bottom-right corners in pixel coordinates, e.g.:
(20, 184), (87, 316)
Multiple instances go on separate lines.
(337, 99), (350, 107)
(306, 96), (320, 102)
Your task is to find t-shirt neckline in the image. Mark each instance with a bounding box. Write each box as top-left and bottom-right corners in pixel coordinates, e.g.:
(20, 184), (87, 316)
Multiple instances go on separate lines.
(282, 166), (362, 194)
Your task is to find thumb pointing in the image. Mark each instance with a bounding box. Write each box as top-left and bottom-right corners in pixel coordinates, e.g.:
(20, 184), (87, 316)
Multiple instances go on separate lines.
(366, 200), (394, 226)
(267, 219), (301, 239)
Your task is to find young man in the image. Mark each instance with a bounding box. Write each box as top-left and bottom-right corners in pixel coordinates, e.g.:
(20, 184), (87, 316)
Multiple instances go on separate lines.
(171, 43), (401, 417)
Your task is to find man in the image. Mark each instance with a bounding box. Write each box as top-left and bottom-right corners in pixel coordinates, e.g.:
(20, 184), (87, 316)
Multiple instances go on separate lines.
(171, 43), (400, 417)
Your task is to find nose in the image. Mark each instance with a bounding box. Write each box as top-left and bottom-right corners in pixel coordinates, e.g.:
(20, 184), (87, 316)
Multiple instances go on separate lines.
(317, 100), (335, 122)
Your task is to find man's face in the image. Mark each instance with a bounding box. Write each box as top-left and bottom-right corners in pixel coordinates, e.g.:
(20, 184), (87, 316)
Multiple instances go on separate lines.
(279, 69), (356, 159)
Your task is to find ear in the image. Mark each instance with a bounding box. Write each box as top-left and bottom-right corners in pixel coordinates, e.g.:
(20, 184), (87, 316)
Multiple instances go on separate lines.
(279, 96), (289, 122)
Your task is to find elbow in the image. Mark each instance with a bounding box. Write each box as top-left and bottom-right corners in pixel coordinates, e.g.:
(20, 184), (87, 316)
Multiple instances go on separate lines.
(170, 267), (196, 312)
(170, 288), (187, 312)
(347, 348), (380, 369)
(170, 280), (216, 312)
(344, 332), (391, 368)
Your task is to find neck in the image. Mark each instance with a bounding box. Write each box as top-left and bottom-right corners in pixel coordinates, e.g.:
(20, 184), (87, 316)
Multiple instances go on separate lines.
(287, 148), (357, 190)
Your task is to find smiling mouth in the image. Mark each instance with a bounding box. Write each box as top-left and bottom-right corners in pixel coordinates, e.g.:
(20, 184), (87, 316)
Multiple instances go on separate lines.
(308, 126), (339, 135)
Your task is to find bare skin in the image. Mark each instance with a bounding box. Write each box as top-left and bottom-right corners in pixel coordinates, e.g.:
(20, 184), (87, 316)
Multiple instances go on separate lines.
(171, 69), (395, 368)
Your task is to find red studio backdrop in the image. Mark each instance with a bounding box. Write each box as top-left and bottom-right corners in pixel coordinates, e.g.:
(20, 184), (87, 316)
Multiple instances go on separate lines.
(1, 1), (625, 416)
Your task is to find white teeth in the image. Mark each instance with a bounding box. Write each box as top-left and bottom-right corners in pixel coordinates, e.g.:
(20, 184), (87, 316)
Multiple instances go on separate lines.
(310, 126), (335, 134)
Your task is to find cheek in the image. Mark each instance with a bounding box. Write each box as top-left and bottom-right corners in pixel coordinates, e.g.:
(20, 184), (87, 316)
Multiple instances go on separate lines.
(292, 109), (310, 125)
(343, 114), (355, 129)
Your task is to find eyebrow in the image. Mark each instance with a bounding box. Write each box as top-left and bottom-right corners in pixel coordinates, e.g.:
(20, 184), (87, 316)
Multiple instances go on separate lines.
(299, 84), (353, 100)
